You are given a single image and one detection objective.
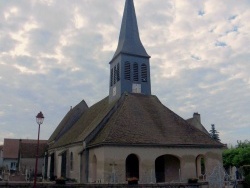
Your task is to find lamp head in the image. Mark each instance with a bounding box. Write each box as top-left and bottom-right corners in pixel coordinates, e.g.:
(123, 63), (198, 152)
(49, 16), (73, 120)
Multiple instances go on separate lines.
(36, 111), (44, 125)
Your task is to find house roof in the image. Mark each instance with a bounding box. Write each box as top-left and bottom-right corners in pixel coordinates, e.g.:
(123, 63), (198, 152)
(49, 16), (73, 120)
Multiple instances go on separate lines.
(20, 141), (48, 158)
(49, 93), (224, 150)
(3, 139), (47, 159)
(112, 0), (149, 60)
(3, 139), (19, 159)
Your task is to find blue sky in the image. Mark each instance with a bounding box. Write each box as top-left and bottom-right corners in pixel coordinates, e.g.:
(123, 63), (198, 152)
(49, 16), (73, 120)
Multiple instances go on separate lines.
(0, 0), (249, 146)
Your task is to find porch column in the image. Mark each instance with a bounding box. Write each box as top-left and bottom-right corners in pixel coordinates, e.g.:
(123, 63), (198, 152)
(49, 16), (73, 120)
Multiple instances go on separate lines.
(140, 159), (155, 184)
(47, 156), (51, 179)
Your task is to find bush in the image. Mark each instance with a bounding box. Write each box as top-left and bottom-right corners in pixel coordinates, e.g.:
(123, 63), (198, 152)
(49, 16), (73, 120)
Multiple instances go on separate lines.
(244, 174), (250, 186)
(242, 165), (250, 176)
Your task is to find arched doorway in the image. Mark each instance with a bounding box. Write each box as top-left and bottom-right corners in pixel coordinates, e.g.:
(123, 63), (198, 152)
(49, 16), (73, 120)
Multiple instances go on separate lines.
(126, 154), (139, 180)
(196, 155), (206, 179)
(155, 155), (180, 183)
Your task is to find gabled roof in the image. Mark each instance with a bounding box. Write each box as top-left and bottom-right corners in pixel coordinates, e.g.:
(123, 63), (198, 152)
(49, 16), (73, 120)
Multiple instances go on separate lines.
(112, 0), (149, 60)
(49, 93), (224, 149)
(48, 100), (88, 143)
(49, 96), (118, 149)
(3, 139), (19, 159)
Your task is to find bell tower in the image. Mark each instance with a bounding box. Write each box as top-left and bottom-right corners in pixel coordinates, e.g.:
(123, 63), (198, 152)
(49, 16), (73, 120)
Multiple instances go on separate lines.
(109, 0), (151, 103)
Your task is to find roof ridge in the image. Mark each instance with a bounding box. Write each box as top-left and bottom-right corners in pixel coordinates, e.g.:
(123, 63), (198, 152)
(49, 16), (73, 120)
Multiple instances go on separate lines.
(102, 94), (128, 143)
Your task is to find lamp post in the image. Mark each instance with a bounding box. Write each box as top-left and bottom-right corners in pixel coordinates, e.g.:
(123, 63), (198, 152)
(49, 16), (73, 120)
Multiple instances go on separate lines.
(34, 111), (44, 188)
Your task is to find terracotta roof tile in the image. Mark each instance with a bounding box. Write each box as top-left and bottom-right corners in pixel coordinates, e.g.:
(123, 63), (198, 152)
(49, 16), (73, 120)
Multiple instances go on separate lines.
(3, 139), (47, 159)
(20, 141), (48, 158)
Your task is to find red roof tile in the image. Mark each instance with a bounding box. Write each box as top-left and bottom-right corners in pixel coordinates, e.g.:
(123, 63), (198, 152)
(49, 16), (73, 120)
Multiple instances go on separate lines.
(3, 139), (47, 159)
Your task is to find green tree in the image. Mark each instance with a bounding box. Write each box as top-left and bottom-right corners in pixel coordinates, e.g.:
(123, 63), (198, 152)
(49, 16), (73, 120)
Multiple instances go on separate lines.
(209, 124), (220, 141)
(223, 140), (250, 168)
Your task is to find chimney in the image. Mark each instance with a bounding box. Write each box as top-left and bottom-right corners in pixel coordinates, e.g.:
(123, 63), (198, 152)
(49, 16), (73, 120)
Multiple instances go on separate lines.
(193, 112), (201, 123)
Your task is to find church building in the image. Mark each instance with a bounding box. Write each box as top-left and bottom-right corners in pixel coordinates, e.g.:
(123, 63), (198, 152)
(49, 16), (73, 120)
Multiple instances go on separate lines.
(47, 0), (224, 184)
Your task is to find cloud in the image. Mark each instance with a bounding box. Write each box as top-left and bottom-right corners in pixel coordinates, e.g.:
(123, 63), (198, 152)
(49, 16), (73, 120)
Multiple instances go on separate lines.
(0, 0), (249, 147)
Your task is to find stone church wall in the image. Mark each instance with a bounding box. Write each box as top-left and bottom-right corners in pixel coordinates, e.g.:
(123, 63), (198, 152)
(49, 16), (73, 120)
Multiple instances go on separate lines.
(87, 146), (223, 184)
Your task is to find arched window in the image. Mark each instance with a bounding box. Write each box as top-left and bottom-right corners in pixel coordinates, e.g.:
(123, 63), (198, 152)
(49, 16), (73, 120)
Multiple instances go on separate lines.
(110, 68), (113, 86)
(141, 64), (147, 82)
(70, 152), (73, 171)
(196, 155), (206, 179)
(133, 63), (138, 81)
(117, 63), (120, 82)
(114, 65), (117, 84)
(125, 62), (130, 80)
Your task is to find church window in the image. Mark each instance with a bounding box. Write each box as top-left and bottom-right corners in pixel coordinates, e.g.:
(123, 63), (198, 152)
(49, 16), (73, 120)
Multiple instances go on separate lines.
(133, 63), (138, 81)
(141, 64), (147, 82)
(114, 65), (117, 84)
(117, 63), (120, 81)
(196, 155), (206, 178)
(70, 152), (73, 171)
(125, 62), (130, 80)
(110, 68), (113, 86)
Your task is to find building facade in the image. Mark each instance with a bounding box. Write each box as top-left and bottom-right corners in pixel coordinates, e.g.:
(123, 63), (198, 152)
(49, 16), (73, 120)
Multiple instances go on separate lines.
(47, 0), (225, 184)
(2, 138), (47, 175)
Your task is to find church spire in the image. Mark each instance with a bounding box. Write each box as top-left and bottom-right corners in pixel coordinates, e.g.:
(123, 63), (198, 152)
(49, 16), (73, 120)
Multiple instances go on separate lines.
(109, 0), (151, 103)
(112, 0), (149, 59)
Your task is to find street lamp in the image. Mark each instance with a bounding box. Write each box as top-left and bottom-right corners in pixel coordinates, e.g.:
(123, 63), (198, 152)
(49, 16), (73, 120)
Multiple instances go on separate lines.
(34, 111), (44, 188)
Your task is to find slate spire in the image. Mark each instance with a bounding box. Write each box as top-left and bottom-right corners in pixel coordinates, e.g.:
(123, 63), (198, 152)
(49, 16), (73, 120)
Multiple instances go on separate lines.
(113, 0), (149, 59)
(109, 0), (151, 103)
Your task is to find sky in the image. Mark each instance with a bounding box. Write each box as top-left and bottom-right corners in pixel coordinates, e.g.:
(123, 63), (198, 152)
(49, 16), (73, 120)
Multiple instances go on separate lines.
(0, 0), (249, 147)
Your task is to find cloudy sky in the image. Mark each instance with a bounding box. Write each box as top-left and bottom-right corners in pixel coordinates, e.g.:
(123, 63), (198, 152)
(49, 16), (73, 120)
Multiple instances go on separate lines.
(0, 0), (249, 146)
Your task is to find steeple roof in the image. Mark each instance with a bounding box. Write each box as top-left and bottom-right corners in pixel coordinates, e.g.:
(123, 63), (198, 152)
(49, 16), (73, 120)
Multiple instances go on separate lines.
(112, 0), (150, 59)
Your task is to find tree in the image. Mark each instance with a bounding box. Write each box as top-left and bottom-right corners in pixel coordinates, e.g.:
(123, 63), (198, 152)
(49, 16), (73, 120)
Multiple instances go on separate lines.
(209, 124), (220, 141)
(223, 140), (250, 168)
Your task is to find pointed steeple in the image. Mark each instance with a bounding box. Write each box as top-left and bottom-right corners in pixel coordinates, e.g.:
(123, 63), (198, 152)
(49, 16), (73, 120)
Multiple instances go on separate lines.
(112, 0), (150, 59)
(109, 0), (151, 103)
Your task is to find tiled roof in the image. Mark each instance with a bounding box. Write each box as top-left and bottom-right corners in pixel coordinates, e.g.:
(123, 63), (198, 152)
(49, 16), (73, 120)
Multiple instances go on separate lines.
(3, 139), (47, 159)
(20, 141), (48, 158)
(3, 139), (19, 159)
(89, 93), (224, 148)
(48, 100), (88, 143)
(49, 96), (117, 149)
(49, 93), (224, 149)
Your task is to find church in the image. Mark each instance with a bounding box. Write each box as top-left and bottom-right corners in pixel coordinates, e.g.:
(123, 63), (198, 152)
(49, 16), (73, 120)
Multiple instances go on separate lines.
(47, 0), (224, 184)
